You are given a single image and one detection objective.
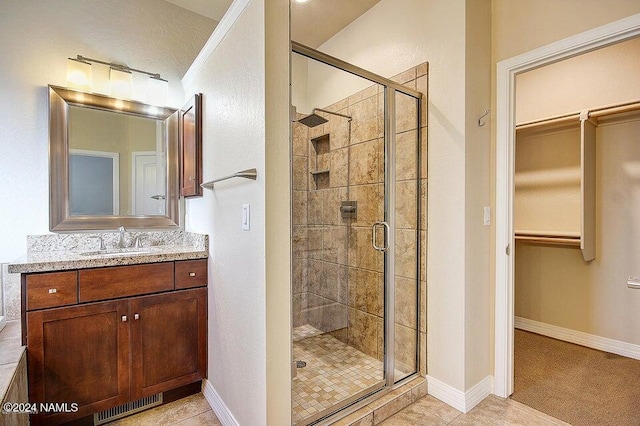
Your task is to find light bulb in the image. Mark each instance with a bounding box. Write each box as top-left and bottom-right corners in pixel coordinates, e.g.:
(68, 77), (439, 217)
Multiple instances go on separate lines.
(67, 58), (92, 92)
(109, 67), (133, 100)
(147, 77), (169, 106)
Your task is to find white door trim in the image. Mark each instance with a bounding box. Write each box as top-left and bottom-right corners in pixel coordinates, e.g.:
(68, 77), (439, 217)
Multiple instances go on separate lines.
(494, 13), (640, 398)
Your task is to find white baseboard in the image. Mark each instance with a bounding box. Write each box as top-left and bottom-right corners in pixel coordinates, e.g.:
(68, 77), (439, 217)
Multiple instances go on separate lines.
(202, 379), (239, 426)
(515, 316), (640, 360)
(427, 375), (492, 413)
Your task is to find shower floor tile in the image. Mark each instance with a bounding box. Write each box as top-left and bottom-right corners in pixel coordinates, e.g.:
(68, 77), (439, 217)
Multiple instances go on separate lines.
(293, 324), (324, 342)
(292, 327), (384, 424)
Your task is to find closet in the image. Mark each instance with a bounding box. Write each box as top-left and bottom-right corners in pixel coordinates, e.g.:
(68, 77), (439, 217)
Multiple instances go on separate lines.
(513, 36), (640, 334)
(511, 37), (640, 424)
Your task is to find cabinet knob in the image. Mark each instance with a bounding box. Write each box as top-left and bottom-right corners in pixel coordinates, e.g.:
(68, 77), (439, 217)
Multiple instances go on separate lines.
(134, 314), (140, 320)
(48, 288), (57, 294)
(121, 315), (128, 322)
(189, 272), (196, 277)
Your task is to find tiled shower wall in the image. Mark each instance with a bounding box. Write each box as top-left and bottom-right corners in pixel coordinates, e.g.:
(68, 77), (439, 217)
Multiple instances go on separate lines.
(292, 63), (427, 374)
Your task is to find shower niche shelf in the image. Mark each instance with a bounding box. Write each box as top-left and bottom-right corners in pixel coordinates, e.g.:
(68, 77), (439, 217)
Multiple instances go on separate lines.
(310, 169), (330, 190)
(311, 133), (330, 154)
(310, 134), (331, 189)
(310, 169), (330, 176)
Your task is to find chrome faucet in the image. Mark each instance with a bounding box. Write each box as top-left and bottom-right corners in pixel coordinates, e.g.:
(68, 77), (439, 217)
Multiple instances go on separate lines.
(117, 226), (127, 248)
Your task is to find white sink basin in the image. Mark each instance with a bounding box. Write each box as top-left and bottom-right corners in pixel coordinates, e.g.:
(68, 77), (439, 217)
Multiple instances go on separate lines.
(78, 247), (159, 257)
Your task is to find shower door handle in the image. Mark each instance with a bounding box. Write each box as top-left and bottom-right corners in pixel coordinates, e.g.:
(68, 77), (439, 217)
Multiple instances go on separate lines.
(372, 221), (389, 252)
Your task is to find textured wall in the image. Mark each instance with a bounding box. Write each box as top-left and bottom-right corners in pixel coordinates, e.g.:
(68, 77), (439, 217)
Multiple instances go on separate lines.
(181, 0), (275, 423)
(0, 0), (216, 262)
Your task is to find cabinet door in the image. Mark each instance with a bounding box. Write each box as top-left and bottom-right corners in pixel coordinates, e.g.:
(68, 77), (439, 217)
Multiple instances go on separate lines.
(130, 288), (207, 399)
(27, 300), (130, 425)
(180, 93), (202, 197)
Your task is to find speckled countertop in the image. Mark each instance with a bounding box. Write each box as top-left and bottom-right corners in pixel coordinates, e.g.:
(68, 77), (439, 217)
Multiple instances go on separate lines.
(8, 231), (208, 274)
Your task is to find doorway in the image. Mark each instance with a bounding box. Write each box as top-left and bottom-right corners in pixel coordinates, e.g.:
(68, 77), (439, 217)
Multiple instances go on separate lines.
(494, 14), (640, 399)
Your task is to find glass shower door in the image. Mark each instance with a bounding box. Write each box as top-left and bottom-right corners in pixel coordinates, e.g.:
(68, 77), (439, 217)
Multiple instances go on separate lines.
(291, 44), (423, 425)
(291, 52), (387, 424)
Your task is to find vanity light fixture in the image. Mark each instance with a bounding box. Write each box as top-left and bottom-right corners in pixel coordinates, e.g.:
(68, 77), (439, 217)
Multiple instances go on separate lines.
(66, 57), (92, 92)
(293, 0), (311, 3)
(67, 55), (169, 105)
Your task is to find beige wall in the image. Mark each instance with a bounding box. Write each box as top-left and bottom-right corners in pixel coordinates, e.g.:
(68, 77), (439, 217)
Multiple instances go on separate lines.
(264, 0), (292, 422)
(464, 0), (492, 389)
(515, 37), (640, 124)
(492, 0), (640, 63)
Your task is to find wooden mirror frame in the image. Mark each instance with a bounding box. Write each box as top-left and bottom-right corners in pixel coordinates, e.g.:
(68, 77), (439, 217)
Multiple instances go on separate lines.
(49, 85), (181, 231)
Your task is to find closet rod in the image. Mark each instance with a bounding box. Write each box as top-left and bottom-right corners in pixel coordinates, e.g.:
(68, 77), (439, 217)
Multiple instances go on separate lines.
(516, 100), (640, 129)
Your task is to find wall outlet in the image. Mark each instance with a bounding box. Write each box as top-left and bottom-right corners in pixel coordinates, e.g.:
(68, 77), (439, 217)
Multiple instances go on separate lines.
(242, 204), (250, 231)
(628, 276), (640, 289)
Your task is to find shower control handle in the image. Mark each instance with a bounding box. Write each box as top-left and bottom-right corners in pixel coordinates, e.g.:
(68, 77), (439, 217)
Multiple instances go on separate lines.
(372, 221), (389, 252)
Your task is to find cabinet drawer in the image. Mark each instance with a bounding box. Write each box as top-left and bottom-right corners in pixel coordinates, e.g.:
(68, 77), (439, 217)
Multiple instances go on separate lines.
(79, 263), (174, 302)
(175, 259), (208, 289)
(26, 271), (78, 310)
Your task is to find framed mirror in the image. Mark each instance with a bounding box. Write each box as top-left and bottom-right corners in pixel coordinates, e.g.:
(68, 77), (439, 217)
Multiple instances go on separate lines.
(49, 85), (181, 231)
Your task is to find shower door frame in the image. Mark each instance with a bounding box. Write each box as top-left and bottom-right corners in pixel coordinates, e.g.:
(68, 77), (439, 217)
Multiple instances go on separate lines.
(291, 41), (424, 424)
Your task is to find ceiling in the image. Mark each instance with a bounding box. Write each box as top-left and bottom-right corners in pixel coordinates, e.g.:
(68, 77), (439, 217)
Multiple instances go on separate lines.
(164, 0), (232, 22)
(165, 0), (381, 48)
(291, 0), (381, 48)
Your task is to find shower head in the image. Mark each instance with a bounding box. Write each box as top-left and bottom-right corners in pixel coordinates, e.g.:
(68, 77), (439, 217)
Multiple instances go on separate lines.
(298, 113), (329, 128)
(297, 108), (353, 128)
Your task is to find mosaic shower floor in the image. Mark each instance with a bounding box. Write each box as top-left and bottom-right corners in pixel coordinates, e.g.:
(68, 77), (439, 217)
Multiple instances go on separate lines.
(292, 325), (384, 424)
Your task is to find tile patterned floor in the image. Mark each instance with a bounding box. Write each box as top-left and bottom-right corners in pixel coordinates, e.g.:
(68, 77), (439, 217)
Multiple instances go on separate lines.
(106, 393), (221, 425)
(380, 394), (570, 426)
(92, 323), (567, 426)
(293, 331), (384, 424)
(107, 388), (568, 426)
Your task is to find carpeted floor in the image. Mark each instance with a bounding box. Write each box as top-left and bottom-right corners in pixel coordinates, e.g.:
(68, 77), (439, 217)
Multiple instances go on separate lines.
(512, 329), (640, 426)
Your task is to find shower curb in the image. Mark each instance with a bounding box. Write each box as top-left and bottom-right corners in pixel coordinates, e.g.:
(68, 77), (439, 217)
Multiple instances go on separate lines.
(329, 376), (427, 425)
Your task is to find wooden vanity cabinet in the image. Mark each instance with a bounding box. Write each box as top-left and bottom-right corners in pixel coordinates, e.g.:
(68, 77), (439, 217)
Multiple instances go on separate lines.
(130, 288), (207, 399)
(23, 259), (208, 425)
(26, 300), (131, 424)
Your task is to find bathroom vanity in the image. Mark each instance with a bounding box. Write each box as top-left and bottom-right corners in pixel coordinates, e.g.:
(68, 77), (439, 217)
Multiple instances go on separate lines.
(8, 232), (208, 425)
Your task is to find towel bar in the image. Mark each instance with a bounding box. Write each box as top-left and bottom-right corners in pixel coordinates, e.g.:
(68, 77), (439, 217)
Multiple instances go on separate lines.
(200, 168), (257, 189)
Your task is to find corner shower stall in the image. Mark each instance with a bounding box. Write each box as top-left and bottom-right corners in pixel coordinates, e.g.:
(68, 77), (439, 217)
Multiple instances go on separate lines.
(290, 42), (427, 425)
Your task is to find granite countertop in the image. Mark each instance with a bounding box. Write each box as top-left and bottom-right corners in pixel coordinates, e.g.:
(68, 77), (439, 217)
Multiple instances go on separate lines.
(8, 231), (209, 274)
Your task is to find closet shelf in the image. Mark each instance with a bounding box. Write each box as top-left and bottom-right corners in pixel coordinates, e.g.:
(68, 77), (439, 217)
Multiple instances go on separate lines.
(514, 112), (596, 261)
(516, 100), (640, 129)
(515, 231), (581, 246)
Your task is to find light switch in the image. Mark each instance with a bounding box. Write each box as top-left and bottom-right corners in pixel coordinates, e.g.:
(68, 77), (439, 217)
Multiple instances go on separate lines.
(483, 207), (491, 226)
(242, 204), (250, 231)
